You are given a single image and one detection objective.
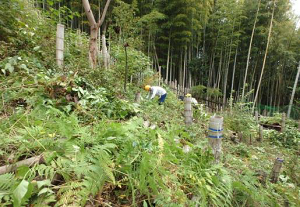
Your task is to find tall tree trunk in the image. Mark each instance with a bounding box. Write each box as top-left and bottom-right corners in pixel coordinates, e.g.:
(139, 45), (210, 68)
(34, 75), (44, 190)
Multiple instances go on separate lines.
(230, 46), (238, 101)
(223, 22), (235, 106)
(166, 34), (171, 84)
(98, 0), (101, 51)
(183, 49), (187, 90)
(124, 45), (128, 92)
(287, 62), (300, 118)
(82, 0), (111, 68)
(170, 50), (173, 82)
(253, 0), (276, 112)
(242, 0), (261, 101)
(216, 50), (223, 89)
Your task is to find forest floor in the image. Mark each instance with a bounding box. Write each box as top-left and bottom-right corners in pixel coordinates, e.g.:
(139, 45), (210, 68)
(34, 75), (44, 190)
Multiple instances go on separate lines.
(0, 2), (299, 206)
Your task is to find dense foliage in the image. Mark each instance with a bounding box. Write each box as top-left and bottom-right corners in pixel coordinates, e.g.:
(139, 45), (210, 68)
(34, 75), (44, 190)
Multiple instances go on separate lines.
(0, 0), (299, 206)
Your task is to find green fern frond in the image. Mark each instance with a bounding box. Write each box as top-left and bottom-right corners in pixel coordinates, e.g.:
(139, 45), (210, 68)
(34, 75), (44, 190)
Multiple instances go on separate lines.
(0, 173), (14, 191)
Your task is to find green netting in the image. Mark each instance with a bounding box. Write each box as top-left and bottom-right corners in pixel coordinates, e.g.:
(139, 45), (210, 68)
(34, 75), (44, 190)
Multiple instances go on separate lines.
(257, 104), (300, 119)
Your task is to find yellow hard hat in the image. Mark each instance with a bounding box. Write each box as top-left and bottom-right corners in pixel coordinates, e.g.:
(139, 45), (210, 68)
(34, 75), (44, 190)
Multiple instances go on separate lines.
(144, 85), (151, 91)
(186, 93), (191, 97)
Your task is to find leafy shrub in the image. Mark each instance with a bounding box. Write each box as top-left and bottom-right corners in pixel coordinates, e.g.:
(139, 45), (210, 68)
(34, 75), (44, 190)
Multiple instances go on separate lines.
(191, 85), (207, 99)
(269, 127), (300, 149)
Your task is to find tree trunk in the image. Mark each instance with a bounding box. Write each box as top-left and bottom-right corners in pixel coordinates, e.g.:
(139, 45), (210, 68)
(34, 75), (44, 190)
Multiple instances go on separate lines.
(223, 26), (234, 106)
(124, 45), (128, 92)
(215, 50), (223, 89)
(230, 46), (238, 101)
(166, 34), (171, 84)
(183, 49), (187, 90)
(82, 0), (111, 69)
(253, 0), (276, 112)
(287, 62), (300, 118)
(242, 0), (261, 101)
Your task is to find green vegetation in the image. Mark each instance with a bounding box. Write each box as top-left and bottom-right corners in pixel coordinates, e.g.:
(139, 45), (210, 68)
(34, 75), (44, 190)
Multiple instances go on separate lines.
(0, 0), (299, 206)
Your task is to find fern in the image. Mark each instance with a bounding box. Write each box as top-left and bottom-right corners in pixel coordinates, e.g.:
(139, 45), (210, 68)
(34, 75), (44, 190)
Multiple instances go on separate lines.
(0, 173), (15, 202)
(55, 181), (83, 207)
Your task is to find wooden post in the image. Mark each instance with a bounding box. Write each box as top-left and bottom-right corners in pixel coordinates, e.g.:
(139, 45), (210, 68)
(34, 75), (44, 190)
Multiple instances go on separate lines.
(135, 92), (141, 103)
(56, 24), (65, 68)
(158, 66), (161, 86)
(281, 113), (286, 133)
(255, 111), (259, 123)
(184, 95), (193, 126)
(208, 116), (223, 163)
(258, 125), (263, 142)
(263, 109), (267, 116)
(270, 157), (284, 183)
(238, 132), (243, 143)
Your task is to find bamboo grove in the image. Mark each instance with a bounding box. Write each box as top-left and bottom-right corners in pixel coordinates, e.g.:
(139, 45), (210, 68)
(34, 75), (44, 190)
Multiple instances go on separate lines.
(31, 0), (299, 117)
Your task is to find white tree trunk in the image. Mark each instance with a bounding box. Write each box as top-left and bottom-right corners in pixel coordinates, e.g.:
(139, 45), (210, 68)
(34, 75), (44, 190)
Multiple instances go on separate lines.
(287, 62), (300, 118)
(82, 0), (111, 68)
(242, 0), (261, 100)
(165, 35), (171, 84)
(183, 50), (187, 90)
(253, 0), (276, 112)
(230, 46), (238, 100)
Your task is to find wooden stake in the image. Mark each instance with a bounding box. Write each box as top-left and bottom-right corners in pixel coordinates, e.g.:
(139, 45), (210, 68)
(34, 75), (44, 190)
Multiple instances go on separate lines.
(209, 138), (222, 163)
(135, 92), (141, 103)
(255, 111), (259, 123)
(184, 96), (193, 126)
(158, 66), (161, 86)
(270, 157), (283, 183)
(258, 125), (263, 142)
(238, 132), (243, 143)
(56, 24), (65, 68)
(281, 113), (286, 133)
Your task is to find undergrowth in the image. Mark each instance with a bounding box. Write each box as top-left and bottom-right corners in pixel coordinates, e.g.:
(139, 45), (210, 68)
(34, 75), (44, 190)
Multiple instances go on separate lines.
(0, 1), (299, 206)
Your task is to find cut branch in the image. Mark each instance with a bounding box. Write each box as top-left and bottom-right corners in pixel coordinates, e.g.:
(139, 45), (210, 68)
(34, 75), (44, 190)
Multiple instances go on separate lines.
(0, 155), (44, 175)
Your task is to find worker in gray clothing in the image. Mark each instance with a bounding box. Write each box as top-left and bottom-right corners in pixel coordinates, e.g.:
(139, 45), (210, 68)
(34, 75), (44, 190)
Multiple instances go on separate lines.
(144, 85), (167, 105)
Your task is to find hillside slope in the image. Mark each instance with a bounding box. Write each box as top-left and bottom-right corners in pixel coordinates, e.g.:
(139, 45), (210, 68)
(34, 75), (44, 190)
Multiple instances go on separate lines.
(0, 1), (299, 206)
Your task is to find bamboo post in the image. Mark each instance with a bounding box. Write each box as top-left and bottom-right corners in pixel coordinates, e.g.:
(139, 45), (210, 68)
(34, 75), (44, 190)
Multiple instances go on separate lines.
(255, 111), (259, 123)
(56, 24), (65, 68)
(184, 94), (193, 126)
(258, 125), (263, 142)
(158, 66), (161, 86)
(270, 157), (284, 183)
(281, 113), (286, 133)
(208, 116), (223, 163)
(135, 91), (141, 103)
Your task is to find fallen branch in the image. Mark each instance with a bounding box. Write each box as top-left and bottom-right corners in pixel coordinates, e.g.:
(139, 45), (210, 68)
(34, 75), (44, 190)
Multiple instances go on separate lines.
(0, 155), (44, 175)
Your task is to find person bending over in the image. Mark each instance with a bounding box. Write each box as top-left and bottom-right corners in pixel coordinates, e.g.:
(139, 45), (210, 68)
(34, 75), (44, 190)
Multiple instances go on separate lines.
(144, 85), (167, 105)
